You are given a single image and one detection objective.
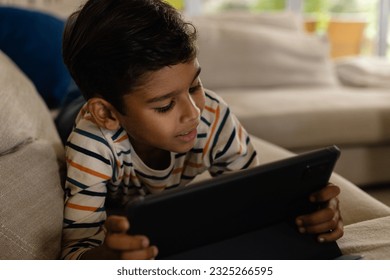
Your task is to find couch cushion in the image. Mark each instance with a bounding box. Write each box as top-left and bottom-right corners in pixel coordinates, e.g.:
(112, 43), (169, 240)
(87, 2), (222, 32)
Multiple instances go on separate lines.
(339, 216), (390, 259)
(192, 17), (338, 90)
(0, 50), (64, 259)
(0, 7), (71, 108)
(190, 11), (304, 32)
(335, 56), (390, 88)
(0, 50), (63, 158)
(0, 140), (64, 259)
(217, 86), (390, 149)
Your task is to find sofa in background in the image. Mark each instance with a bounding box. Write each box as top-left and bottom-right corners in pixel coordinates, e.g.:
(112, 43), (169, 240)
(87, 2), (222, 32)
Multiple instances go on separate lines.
(190, 12), (390, 188)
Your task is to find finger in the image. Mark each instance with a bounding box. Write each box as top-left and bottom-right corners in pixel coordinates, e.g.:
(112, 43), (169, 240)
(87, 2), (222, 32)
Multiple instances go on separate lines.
(105, 233), (150, 251)
(105, 215), (130, 233)
(297, 197), (339, 227)
(121, 246), (159, 260)
(298, 210), (340, 234)
(317, 219), (344, 242)
(299, 198), (339, 234)
(296, 205), (336, 228)
(310, 183), (340, 203)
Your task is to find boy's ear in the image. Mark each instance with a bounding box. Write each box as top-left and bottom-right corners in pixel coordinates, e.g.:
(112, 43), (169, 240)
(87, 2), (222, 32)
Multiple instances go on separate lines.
(87, 98), (120, 130)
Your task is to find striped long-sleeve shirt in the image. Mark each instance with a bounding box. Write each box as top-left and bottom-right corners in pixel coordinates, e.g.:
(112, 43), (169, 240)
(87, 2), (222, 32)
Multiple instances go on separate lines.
(61, 90), (258, 259)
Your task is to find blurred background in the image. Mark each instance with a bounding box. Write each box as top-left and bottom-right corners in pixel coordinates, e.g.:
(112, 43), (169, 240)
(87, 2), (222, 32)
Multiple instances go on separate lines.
(169, 0), (385, 59)
(1, 0), (388, 58)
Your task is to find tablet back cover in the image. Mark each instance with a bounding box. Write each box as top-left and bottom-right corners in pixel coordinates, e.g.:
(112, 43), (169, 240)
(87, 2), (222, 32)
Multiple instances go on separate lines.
(125, 146), (341, 259)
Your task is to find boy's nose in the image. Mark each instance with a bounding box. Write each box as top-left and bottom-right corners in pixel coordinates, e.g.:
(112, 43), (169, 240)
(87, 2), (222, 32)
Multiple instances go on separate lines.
(181, 94), (200, 123)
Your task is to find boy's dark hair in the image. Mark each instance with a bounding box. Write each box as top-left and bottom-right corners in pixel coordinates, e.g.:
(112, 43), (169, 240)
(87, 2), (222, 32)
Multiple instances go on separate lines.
(62, 0), (197, 114)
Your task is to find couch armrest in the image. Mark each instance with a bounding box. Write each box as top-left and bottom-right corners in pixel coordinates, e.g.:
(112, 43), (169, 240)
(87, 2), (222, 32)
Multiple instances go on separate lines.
(330, 173), (390, 225)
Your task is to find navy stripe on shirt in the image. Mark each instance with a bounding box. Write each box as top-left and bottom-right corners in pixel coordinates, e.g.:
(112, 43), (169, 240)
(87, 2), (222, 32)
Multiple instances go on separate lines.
(67, 142), (111, 166)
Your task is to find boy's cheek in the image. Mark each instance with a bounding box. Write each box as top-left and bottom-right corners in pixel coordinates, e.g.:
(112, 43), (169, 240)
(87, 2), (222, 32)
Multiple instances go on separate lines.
(196, 92), (206, 113)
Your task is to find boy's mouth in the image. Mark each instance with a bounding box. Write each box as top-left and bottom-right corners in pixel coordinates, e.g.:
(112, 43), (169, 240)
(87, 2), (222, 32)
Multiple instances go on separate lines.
(179, 130), (193, 136)
(177, 124), (199, 142)
(177, 122), (199, 136)
(177, 128), (197, 142)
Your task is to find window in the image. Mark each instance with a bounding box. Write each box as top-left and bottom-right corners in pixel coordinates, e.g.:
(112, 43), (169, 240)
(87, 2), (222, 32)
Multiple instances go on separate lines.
(185, 0), (386, 57)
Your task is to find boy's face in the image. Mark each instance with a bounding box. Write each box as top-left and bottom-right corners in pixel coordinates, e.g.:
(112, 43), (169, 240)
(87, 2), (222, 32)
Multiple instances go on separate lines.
(115, 59), (205, 156)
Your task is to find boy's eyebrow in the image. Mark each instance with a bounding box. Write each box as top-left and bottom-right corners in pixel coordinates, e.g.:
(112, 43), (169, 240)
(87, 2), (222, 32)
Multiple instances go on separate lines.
(146, 67), (202, 104)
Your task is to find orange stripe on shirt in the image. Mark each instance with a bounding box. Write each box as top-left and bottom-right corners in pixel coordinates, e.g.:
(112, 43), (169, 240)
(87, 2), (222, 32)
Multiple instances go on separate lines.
(66, 158), (111, 180)
(66, 202), (99, 212)
(184, 160), (203, 168)
(203, 106), (220, 158)
(114, 134), (129, 143)
(204, 106), (216, 113)
(172, 167), (183, 174)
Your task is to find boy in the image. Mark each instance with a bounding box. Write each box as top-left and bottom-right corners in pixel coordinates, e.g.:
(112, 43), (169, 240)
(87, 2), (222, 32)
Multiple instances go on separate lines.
(61, 0), (343, 260)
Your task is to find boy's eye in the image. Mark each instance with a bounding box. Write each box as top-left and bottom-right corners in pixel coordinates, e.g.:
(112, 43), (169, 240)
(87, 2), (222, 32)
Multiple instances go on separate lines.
(189, 83), (201, 94)
(154, 101), (175, 113)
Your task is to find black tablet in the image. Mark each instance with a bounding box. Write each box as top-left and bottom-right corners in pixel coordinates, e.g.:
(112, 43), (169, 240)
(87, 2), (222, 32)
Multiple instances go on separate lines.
(125, 145), (341, 259)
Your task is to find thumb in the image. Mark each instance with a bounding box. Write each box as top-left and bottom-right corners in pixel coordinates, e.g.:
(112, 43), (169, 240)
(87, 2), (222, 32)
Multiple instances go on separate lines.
(105, 215), (130, 233)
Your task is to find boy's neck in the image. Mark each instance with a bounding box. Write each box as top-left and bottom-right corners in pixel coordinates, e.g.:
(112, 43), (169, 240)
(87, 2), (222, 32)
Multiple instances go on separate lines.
(132, 143), (171, 170)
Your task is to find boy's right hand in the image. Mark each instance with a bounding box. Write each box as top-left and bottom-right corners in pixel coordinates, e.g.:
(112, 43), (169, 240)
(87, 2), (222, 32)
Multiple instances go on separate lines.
(81, 215), (158, 260)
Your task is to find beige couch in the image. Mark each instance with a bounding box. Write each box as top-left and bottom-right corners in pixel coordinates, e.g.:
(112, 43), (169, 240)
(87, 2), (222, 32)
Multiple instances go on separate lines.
(191, 13), (390, 187)
(0, 51), (64, 259)
(1, 49), (390, 259)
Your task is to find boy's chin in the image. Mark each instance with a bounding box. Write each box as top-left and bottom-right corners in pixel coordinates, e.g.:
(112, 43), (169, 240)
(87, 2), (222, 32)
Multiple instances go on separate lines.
(170, 143), (196, 154)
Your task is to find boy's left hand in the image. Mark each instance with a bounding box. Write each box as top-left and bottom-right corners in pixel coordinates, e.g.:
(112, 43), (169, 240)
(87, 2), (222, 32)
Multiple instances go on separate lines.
(295, 183), (344, 242)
